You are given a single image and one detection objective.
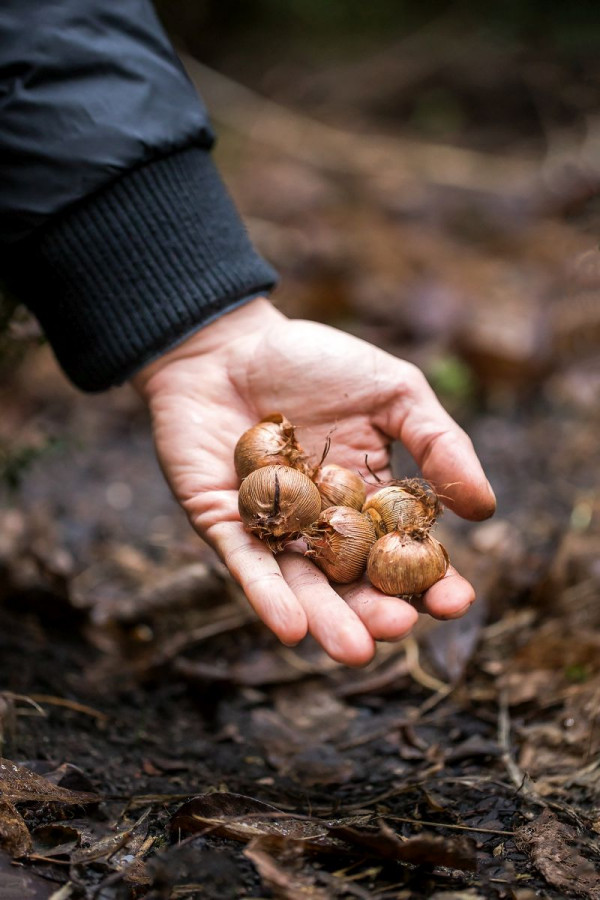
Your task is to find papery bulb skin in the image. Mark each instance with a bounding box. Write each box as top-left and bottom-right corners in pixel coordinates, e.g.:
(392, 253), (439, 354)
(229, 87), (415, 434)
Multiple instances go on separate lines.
(367, 531), (449, 596)
(304, 506), (377, 583)
(234, 413), (308, 479)
(363, 478), (441, 537)
(313, 464), (366, 511)
(238, 465), (321, 550)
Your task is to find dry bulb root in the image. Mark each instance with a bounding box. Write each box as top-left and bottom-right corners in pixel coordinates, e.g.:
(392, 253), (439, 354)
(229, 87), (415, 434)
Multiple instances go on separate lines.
(363, 478), (441, 538)
(234, 413), (309, 479)
(367, 532), (449, 596)
(238, 465), (321, 551)
(313, 463), (367, 511)
(304, 506), (377, 583)
(234, 414), (450, 595)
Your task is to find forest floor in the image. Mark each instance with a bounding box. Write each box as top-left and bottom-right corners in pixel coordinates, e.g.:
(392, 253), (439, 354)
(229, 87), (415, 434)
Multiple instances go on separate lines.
(0, 25), (599, 900)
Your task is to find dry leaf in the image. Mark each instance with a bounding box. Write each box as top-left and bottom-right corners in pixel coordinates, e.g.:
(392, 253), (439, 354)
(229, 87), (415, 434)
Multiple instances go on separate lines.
(0, 799), (32, 858)
(328, 821), (477, 871)
(31, 824), (80, 859)
(0, 758), (98, 805)
(169, 793), (341, 853)
(515, 809), (600, 900)
(169, 793), (477, 873)
(244, 838), (331, 899)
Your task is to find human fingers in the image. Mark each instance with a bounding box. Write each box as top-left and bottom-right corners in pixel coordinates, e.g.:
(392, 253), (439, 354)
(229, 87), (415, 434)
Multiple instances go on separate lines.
(336, 579), (419, 642)
(207, 521), (308, 646)
(419, 565), (476, 619)
(277, 553), (376, 666)
(378, 362), (496, 521)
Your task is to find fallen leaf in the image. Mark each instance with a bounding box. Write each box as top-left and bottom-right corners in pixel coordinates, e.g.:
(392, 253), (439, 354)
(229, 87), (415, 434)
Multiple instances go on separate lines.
(0, 800), (32, 858)
(42, 763), (97, 795)
(31, 824), (80, 859)
(169, 793), (340, 853)
(0, 759), (98, 805)
(328, 821), (477, 871)
(515, 809), (600, 900)
(168, 792), (476, 874)
(244, 838), (331, 899)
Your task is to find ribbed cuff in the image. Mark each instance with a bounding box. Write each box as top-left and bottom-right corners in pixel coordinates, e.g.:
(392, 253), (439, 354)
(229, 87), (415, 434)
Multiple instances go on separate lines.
(5, 147), (277, 391)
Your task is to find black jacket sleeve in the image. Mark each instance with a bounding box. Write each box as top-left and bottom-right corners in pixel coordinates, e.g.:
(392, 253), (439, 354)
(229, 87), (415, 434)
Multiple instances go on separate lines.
(0, 0), (277, 391)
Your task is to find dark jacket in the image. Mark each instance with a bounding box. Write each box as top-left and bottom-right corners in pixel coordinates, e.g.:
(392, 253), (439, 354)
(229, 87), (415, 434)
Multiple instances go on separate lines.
(0, 0), (276, 390)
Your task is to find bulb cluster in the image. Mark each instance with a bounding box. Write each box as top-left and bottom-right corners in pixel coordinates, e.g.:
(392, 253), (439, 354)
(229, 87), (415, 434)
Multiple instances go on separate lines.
(235, 414), (448, 596)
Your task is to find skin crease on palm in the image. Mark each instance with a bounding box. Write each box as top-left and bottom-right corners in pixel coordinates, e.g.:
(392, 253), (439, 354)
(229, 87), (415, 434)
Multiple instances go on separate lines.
(132, 297), (496, 667)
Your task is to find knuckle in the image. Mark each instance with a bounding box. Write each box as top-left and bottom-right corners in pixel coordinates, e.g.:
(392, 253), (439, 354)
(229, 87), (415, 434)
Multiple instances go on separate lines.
(245, 571), (285, 590)
(400, 360), (429, 394)
(287, 571), (324, 592)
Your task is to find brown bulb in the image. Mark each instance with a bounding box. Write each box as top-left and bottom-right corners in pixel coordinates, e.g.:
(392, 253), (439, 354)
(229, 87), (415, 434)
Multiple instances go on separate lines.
(234, 413), (308, 479)
(304, 506), (377, 583)
(367, 532), (449, 596)
(313, 464), (366, 511)
(238, 465), (321, 550)
(363, 478), (441, 538)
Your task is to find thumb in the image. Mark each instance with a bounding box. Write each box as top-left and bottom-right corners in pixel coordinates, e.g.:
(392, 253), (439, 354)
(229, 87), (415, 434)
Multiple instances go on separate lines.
(375, 361), (496, 521)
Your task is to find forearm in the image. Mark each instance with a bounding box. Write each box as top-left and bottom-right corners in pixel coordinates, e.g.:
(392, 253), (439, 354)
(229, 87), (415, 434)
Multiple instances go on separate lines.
(2, 150), (277, 392)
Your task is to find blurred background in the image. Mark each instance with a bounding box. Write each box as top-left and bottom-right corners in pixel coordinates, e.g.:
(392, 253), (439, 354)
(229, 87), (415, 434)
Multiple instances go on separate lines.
(0, 4), (599, 895)
(157, 0), (600, 404)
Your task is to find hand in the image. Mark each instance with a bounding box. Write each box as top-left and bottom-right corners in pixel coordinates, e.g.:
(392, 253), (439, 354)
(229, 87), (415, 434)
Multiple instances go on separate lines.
(132, 298), (495, 666)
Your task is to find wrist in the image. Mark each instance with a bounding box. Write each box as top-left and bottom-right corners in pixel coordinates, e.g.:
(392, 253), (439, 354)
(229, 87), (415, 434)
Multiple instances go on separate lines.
(131, 296), (283, 402)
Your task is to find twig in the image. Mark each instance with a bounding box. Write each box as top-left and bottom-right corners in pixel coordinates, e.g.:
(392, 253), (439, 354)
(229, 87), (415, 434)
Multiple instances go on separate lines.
(3, 692), (47, 717)
(384, 815), (515, 837)
(314, 770), (441, 815)
(417, 685), (454, 715)
(497, 692), (539, 799)
(107, 791), (196, 809)
(403, 635), (451, 694)
(28, 855), (71, 866)
(49, 885), (74, 900)
(28, 694), (108, 722)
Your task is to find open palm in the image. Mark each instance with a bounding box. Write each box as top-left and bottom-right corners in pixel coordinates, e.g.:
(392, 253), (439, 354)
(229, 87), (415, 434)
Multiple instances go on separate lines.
(133, 300), (495, 666)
